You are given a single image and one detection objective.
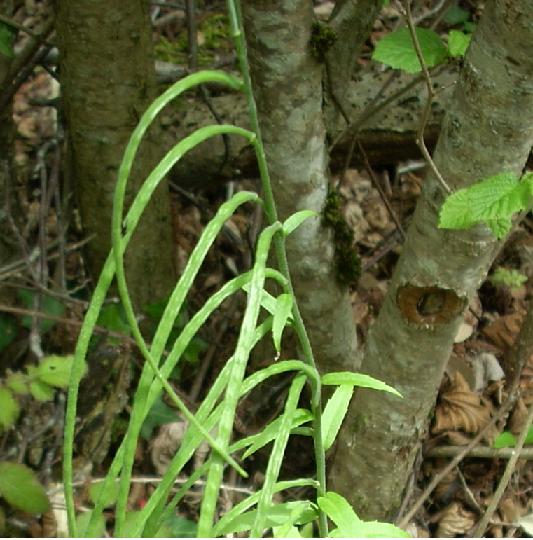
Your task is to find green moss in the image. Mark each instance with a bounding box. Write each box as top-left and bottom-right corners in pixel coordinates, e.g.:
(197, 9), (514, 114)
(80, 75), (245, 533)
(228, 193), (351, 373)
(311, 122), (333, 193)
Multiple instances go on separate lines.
(310, 21), (337, 62)
(322, 189), (361, 288)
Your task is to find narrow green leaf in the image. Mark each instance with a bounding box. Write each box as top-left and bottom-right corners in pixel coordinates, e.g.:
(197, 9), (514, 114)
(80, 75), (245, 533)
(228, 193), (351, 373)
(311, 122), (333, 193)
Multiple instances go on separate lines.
(447, 30), (471, 57)
(35, 355), (75, 388)
(282, 210), (317, 236)
(77, 510), (106, 538)
(0, 462), (50, 514)
(239, 409), (313, 459)
(322, 385), (354, 451)
(372, 27), (448, 74)
(0, 387), (20, 430)
(322, 372), (402, 397)
(272, 293), (293, 353)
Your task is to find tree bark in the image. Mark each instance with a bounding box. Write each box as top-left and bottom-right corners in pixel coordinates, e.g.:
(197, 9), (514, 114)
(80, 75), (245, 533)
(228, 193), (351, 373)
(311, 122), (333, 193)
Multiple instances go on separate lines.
(241, 0), (359, 374)
(329, 0), (533, 520)
(55, 0), (176, 310)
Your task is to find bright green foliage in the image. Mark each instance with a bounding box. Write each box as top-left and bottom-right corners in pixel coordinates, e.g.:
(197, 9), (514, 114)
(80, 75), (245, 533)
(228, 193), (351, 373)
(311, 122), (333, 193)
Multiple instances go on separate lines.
(140, 396), (179, 440)
(282, 210), (317, 236)
(5, 371), (29, 395)
(448, 30), (471, 57)
(322, 371), (402, 397)
(490, 267), (528, 290)
(0, 315), (16, 352)
(493, 427), (533, 449)
(372, 27), (448, 73)
(272, 293), (293, 353)
(0, 22), (15, 58)
(0, 387), (20, 430)
(318, 492), (410, 538)
(28, 379), (55, 401)
(0, 462), (50, 514)
(439, 172), (533, 238)
(154, 515), (197, 537)
(77, 511), (106, 538)
(322, 385), (353, 451)
(88, 481), (120, 508)
(35, 355), (75, 387)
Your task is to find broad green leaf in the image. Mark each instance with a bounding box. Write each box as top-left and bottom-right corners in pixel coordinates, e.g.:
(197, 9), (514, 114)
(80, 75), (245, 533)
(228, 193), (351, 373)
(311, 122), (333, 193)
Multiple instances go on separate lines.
(96, 303), (131, 339)
(322, 385), (353, 451)
(77, 510), (106, 537)
(35, 355), (75, 388)
(372, 27), (448, 74)
(448, 30), (471, 57)
(318, 492), (409, 538)
(493, 427), (533, 449)
(216, 501), (316, 536)
(0, 462), (49, 513)
(5, 371), (29, 395)
(0, 22), (15, 58)
(18, 290), (65, 332)
(439, 173), (531, 237)
(272, 293), (293, 353)
(274, 524), (302, 538)
(322, 372), (402, 397)
(282, 210), (317, 236)
(240, 409), (313, 459)
(29, 380), (55, 401)
(0, 387), (19, 430)
(0, 314), (17, 352)
(89, 480), (119, 508)
(140, 395), (179, 440)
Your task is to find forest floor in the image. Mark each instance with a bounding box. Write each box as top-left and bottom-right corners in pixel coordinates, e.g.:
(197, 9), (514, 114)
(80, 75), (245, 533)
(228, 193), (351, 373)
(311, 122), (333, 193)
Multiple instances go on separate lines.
(0, 0), (532, 537)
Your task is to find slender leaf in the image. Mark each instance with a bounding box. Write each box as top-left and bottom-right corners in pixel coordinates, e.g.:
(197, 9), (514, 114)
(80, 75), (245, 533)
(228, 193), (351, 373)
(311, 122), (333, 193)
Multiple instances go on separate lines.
(272, 293), (293, 353)
(322, 372), (402, 397)
(322, 385), (353, 451)
(77, 510), (106, 538)
(282, 210), (318, 236)
(88, 481), (119, 508)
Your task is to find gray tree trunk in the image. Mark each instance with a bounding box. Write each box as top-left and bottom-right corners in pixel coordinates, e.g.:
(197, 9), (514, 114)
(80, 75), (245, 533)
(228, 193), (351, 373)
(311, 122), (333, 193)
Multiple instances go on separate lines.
(329, 0), (533, 520)
(55, 0), (175, 310)
(241, 0), (362, 374)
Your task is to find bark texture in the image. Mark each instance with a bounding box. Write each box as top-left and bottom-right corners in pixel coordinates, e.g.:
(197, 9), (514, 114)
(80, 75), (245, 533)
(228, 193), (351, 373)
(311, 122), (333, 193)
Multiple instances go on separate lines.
(55, 0), (175, 309)
(329, 0), (533, 520)
(242, 1), (358, 374)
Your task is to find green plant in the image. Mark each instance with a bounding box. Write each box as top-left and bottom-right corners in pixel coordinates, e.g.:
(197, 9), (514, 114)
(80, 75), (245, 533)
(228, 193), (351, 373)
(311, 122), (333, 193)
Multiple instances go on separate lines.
(62, 2), (408, 538)
(489, 267), (528, 290)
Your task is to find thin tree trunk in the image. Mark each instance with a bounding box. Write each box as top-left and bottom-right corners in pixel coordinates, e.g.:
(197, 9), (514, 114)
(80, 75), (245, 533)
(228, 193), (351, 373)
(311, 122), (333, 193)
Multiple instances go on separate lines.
(242, 1), (359, 374)
(55, 0), (175, 310)
(330, 0), (533, 520)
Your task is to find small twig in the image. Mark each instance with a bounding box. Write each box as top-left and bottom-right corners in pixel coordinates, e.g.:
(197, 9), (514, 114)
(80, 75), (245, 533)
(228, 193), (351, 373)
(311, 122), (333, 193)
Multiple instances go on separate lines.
(426, 445), (533, 460)
(400, 0), (451, 194)
(356, 140), (406, 240)
(471, 402), (533, 537)
(457, 468), (482, 513)
(185, 0), (198, 70)
(0, 13), (49, 42)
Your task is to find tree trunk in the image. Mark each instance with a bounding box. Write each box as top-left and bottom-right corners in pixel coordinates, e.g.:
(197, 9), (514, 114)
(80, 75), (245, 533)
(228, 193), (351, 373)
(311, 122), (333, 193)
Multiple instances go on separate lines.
(329, 0), (533, 520)
(55, 0), (175, 310)
(242, 0), (358, 374)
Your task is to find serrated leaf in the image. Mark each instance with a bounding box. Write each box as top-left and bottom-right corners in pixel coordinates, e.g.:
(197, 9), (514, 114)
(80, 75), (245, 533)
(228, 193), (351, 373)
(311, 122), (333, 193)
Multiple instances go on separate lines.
(448, 30), (471, 57)
(0, 314), (17, 352)
(490, 268), (528, 290)
(35, 355), (75, 388)
(272, 293), (293, 353)
(0, 462), (50, 514)
(318, 492), (409, 538)
(77, 510), (106, 538)
(88, 480), (119, 508)
(322, 385), (353, 451)
(29, 380), (55, 401)
(0, 22), (15, 58)
(5, 372), (29, 395)
(0, 387), (20, 430)
(322, 372), (402, 397)
(282, 210), (317, 236)
(439, 173), (531, 236)
(372, 27), (448, 74)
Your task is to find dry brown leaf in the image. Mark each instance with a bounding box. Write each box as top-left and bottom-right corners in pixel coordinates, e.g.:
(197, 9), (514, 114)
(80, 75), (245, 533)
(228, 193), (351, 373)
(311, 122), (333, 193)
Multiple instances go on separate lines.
(433, 372), (492, 435)
(482, 311), (525, 352)
(435, 502), (476, 537)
